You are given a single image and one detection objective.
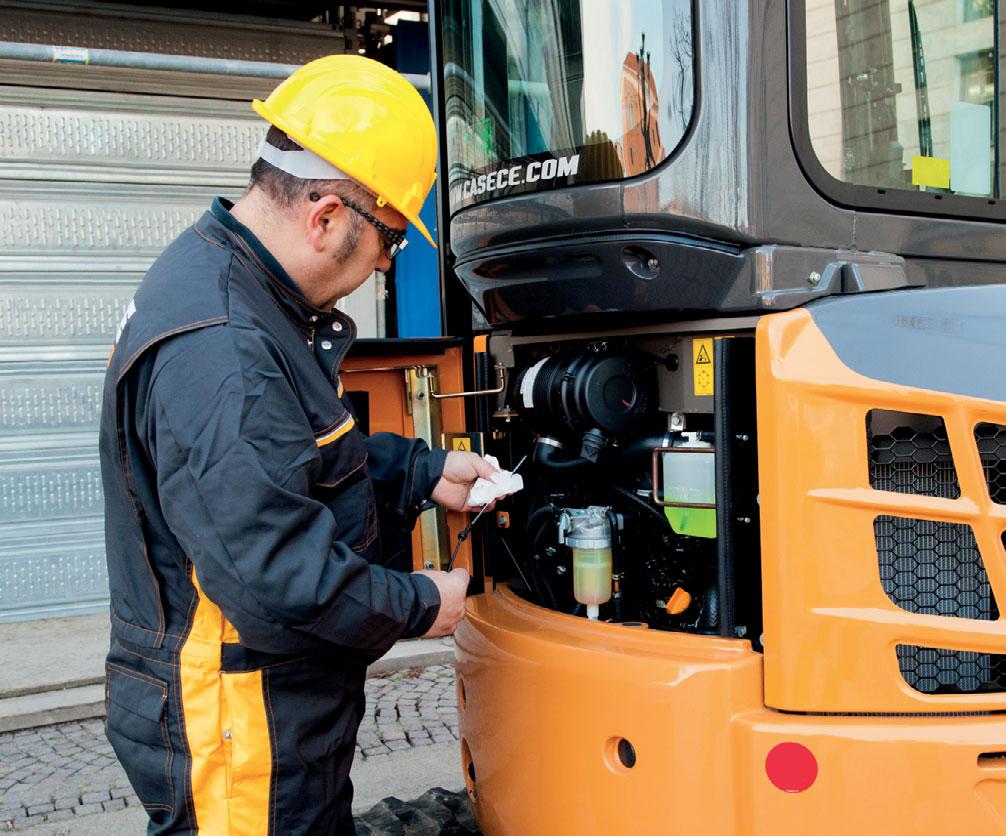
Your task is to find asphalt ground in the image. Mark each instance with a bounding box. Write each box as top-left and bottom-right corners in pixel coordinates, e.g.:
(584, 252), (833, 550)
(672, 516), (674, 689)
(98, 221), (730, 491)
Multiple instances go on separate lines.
(1, 665), (479, 835)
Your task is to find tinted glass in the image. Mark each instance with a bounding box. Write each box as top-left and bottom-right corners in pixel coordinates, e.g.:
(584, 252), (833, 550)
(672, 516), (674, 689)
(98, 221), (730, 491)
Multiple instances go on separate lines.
(806, 0), (998, 199)
(443, 0), (695, 211)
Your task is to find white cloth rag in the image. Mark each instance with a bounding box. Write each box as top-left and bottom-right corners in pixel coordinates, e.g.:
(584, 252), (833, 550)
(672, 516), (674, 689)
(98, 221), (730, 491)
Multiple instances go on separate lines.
(466, 454), (524, 507)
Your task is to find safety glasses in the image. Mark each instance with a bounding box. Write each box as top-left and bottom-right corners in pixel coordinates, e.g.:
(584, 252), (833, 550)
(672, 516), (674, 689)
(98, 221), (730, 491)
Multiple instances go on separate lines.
(310, 192), (409, 259)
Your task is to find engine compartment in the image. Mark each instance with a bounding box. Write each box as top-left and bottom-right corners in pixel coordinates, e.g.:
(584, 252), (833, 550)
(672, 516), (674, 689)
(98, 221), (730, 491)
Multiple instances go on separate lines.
(477, 328), (762, 645)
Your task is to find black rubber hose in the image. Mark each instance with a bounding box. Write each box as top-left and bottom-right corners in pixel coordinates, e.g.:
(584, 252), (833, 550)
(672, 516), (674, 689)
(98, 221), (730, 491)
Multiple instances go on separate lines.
(610, 434), (669, 464)
(521, 504), (560, 610)
(608, 484), (667, 525)
(526, 504), (556, 535)
(525, 502), (556, 557)
(714, 339), (735, 638)
(535, 435), (671, 474)
(606, 508), (624, 622)
(533, 439), (592, 473)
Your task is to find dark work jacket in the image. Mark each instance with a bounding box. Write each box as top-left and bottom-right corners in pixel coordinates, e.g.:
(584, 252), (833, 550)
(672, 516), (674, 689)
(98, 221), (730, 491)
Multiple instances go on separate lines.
(98, 198), (444, 835)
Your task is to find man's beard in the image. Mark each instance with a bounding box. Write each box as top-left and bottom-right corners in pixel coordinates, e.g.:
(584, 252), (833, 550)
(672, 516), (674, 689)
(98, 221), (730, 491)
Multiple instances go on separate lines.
(335, 212), (364, 264)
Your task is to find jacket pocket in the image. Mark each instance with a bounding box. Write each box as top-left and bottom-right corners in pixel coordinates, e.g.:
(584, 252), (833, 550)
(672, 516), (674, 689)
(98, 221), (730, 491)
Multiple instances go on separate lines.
(104, 662), (174, 814)
(314, 411), (366, 487)
(314, 412), (378, 553)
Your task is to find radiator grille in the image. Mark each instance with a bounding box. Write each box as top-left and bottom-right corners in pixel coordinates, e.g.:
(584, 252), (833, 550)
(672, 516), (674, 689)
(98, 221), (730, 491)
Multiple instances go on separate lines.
(976, 423), (1006, 505)
(868, 411), (960, 499)
(897, 645), (1006, 695)
(874, 515), (997, 620)
(868, 411), (1005, 695)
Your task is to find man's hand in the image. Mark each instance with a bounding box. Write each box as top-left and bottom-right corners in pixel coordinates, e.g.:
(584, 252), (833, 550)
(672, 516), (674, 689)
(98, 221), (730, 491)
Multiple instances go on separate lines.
(414, 568), (471, 637)
(430, 451), (500, 511)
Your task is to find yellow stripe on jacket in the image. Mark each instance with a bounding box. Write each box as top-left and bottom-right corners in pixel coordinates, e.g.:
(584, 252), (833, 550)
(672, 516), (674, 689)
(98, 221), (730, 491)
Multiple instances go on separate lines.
(316, 414), (355, 447)
(180, 571), (271, 835)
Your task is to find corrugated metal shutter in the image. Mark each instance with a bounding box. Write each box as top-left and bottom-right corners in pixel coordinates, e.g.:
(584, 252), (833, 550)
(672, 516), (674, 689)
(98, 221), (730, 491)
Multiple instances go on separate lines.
(0, 2), (371, 620)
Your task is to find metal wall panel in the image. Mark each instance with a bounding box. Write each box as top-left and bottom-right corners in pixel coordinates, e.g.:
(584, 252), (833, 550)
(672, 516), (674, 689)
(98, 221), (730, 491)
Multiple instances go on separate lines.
(0, 362), (105, 434)
(0, 183), (218, 258)
(0, 524), (109, 620)
(0, 0), (347, 63)
(0, 278), (136, 355)
(0, 449), (103, 523)
(0, 87), (257, 185)
(0, 4), (375, 620)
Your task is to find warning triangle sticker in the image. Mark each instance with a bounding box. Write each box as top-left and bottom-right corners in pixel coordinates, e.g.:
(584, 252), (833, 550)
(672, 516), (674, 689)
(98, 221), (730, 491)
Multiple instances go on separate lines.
(695, 345), (712, 364)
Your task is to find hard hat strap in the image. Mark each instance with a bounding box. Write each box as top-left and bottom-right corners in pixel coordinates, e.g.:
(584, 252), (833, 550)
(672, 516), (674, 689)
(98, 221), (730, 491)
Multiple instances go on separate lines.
(256, 137), (350, 182)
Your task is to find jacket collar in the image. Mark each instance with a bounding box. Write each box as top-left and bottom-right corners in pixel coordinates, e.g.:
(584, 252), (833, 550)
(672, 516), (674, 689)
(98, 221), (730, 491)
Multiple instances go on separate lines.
(199, 197), (356, 339)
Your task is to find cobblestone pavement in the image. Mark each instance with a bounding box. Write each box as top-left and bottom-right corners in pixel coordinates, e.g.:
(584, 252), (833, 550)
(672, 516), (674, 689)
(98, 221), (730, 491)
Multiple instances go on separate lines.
(0, 665), (461, 832)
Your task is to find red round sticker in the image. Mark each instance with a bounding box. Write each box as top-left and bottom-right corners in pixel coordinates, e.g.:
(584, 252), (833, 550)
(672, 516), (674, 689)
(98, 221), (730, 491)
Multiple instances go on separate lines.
(765, 742), (818, 793)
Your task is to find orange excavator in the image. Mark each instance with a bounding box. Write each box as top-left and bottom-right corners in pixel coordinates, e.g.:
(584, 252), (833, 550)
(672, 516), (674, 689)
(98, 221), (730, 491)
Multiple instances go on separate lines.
(398, 0), (1006, 833)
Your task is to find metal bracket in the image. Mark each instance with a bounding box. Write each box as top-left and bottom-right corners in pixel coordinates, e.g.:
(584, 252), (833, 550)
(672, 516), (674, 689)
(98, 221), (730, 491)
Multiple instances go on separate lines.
(407, 366), (451, 569)
(430, 364), (505, 399)
(651, 446), (717, 509)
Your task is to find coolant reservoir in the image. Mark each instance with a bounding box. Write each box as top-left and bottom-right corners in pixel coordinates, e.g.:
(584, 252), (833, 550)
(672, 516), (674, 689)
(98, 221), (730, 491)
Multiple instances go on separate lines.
(661, 432), (716, 539)
(558, 507), (613, 620)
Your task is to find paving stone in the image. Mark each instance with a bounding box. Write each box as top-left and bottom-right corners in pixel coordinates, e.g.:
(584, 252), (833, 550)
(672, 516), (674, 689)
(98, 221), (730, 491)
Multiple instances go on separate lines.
(53, 795), (79, 810)
(45, 809), (74, 823)
(0, 663), (464, 826)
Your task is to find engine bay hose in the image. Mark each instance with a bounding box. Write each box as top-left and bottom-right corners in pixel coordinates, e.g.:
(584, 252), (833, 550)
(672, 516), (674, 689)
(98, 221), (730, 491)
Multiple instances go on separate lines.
(532, 436), (592, 473)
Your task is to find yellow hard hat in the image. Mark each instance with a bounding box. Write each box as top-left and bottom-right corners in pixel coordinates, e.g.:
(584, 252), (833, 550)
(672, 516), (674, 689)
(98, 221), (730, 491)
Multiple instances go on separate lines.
(252, 54), (438, 248)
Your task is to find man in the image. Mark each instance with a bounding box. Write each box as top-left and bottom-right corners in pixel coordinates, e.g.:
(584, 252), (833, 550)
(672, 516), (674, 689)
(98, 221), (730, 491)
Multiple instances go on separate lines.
(99, 55), (494, 835)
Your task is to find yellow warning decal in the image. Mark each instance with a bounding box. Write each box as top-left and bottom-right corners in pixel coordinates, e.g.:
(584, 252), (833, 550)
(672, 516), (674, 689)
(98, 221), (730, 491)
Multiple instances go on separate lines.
(911, 155), (950, 189)
(443, 432), (483, 455)
(693, 338), (713, 397)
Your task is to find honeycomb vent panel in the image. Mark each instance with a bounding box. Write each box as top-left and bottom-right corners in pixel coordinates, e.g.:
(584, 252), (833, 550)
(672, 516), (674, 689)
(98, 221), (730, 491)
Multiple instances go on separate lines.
(874, 516), (998, 620)
(868, 410), (960, 499)
(897, 645), (1006, 694)
(975, 422), (1006, 504)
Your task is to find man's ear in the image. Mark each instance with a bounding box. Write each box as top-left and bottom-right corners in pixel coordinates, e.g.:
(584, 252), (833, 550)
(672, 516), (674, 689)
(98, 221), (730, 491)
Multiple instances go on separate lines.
(305, 194), (344, 253)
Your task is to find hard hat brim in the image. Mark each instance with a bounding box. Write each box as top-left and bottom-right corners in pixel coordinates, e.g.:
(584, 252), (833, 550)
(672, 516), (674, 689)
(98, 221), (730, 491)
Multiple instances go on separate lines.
(252, 98), (438, 250)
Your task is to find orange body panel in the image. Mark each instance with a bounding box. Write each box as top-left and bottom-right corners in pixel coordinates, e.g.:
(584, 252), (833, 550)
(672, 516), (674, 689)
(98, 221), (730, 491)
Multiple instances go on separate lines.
(756, 310), (1006, 712)
(457, 586), (1006, 835)
(456, 586), (761, 835)
(456, 310), (1006, 834)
